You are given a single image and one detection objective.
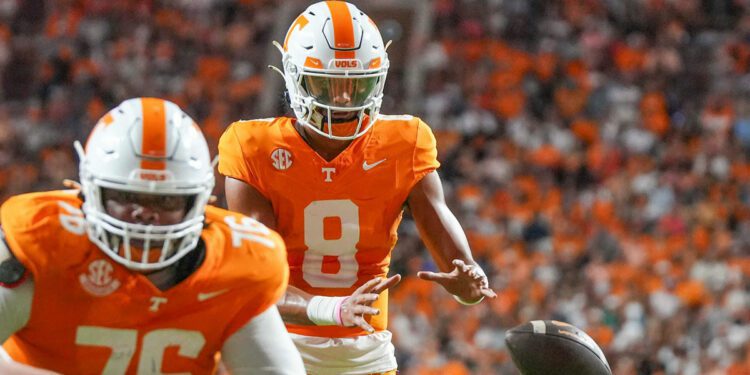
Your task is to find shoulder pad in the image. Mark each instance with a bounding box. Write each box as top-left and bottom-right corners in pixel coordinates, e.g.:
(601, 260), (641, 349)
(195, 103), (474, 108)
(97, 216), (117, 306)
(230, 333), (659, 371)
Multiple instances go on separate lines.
(1, 191), (83, 233)
(0, 227), (26, 286)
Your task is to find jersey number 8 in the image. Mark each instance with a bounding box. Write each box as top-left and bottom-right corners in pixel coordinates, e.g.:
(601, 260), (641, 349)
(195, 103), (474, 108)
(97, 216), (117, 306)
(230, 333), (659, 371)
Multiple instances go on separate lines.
(302, 199), (360, 288)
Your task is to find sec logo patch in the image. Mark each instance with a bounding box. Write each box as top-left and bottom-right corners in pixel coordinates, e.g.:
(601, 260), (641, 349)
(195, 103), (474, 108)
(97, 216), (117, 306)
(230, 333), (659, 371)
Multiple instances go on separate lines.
(79, 259), (121, 297)
(271, 148), (293, 170)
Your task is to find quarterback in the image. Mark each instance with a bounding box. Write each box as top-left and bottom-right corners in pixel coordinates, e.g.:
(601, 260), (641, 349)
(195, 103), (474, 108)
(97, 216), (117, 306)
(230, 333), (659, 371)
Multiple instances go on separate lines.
(219, 2), (496, 374)
(0, 98), (305, 374)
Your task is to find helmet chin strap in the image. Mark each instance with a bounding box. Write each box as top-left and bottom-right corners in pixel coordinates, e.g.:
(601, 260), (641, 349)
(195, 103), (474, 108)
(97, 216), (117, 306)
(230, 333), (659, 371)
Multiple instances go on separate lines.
(309, 110), (362, 134)
(310, 110), (326, 130)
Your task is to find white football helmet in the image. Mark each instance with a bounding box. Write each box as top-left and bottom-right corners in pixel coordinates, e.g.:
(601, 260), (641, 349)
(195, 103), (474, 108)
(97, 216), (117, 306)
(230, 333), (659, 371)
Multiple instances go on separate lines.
(276, 1), (389, 140)
(75, 98), (215, 272)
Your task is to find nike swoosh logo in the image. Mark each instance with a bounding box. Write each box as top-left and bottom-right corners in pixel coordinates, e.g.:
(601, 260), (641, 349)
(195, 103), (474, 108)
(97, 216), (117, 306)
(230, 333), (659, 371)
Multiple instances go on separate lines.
(197, 289), (229, 302)
(362, 158), (387, 171)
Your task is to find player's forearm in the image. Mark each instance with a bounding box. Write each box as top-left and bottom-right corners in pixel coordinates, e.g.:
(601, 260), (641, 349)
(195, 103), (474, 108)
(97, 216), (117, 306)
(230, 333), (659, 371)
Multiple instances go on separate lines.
(423, 203), (476, 271)
(276, 285), (315, 325)
(407, 172), (478, 272)
(277, 285), (350, 327)
(409, 198), (476, 272)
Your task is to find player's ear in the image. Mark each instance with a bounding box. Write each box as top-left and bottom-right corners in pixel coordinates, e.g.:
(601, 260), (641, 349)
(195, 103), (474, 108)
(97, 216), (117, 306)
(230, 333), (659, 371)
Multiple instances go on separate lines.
(63, 179), (85, 202)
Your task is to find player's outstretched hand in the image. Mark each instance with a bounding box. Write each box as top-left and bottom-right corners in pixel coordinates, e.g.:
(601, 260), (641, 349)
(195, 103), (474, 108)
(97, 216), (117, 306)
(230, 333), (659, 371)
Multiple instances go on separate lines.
(417, 259), (496, 304)
(340, 275), (401, 333)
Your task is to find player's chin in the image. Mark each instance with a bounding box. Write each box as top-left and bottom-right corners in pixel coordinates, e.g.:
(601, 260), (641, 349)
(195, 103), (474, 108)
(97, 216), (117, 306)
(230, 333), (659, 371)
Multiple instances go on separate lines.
(129, 239), (166, 249)
(331, 112), (356, 122)
(116, 240), (170, 262)
(319, 109), (356, 123)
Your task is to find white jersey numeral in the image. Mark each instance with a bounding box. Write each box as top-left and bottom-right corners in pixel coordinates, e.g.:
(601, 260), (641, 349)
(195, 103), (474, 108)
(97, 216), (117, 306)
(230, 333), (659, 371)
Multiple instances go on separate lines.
(75, 326), (137, 374)
(224, 216), (274, 248)
(75, 326), (206, 375)
(58, 201), (86, 236)
(138, 329), (206, 373)
(302, 199), (360, 288)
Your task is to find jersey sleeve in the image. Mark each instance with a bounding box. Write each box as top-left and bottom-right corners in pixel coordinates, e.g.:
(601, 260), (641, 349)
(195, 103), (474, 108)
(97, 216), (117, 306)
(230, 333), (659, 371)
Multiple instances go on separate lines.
(413, 119), (440, 181)
(0, 194), (50, 278)
(218, 122), (263, 192)
(0, 191), (86, 286)
(222, 230), (289, 341)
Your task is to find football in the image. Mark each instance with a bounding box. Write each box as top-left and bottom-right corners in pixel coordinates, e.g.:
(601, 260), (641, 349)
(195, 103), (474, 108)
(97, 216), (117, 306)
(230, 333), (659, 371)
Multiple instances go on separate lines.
(505, 320), (612, 375)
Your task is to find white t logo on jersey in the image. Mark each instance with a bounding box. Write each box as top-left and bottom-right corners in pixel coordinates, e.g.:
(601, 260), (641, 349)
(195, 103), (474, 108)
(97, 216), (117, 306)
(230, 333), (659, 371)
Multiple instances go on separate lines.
(149, 297), (168, 312)
(322, 167), (336, 182)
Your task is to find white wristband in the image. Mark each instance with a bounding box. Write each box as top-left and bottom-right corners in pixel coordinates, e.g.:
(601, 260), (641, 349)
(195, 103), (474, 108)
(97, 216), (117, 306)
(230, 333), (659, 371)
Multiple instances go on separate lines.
(453, 294), (485, 305)
(306, 296), (347, 326)
(454, 262), (488, 305)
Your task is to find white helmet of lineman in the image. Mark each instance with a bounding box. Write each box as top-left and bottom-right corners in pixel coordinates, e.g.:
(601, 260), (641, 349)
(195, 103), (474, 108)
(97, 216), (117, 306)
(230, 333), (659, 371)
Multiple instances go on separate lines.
(275, 1), (389, 140)
(75, 98), (214, 271)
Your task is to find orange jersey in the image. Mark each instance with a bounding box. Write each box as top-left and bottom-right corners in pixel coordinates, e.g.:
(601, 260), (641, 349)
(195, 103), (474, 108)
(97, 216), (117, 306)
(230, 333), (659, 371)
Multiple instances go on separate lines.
(0, 190), (288, 374)
(218, 115), (439, 337)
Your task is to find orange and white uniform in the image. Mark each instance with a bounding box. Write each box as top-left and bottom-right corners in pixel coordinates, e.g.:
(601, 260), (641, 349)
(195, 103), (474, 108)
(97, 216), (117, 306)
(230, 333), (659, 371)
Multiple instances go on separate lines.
(218, 115), (439, 374)
(0, 190), (290, 374)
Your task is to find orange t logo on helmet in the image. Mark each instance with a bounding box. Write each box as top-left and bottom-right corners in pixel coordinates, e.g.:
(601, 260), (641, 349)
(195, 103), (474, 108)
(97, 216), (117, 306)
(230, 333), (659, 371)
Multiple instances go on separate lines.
(275, 1), (390, 140)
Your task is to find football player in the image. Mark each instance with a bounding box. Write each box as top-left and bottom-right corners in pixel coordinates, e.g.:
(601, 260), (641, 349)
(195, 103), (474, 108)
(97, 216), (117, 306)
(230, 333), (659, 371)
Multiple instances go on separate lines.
(218, 2), (497, 374)
(0, 98), (305, 374)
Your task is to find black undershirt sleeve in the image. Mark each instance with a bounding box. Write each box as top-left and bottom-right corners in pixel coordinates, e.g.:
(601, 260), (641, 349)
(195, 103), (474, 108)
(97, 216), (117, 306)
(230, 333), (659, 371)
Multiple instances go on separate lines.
(0, 227), (26, 285)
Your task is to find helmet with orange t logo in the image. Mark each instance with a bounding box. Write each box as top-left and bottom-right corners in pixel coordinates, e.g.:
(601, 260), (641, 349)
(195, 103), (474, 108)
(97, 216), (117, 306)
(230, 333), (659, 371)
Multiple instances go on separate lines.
(75, 98), (214, 271)
(275, 1), (389, 140)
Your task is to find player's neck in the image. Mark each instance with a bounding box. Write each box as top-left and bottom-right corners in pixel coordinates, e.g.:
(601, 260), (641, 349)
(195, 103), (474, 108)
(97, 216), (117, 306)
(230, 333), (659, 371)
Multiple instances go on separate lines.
(144, 266), (178, 291)
(140, 241), (206, 291)
(295, 123), (353, 162)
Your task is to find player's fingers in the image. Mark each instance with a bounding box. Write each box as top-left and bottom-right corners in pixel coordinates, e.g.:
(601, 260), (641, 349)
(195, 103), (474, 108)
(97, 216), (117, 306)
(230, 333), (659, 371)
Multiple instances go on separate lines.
(417, 271), (451, 282)
(348, 293), (379, 306)
(62, 179), (81, 190)
(452, 259), (469, 272)
(353, 277), (383, 295)
(479, 276), (490, 289)
(481, 288), (498, 299)
(372, 274), (401, 294)
(353, 316), (375, 333)
(350, 305), (380, 316)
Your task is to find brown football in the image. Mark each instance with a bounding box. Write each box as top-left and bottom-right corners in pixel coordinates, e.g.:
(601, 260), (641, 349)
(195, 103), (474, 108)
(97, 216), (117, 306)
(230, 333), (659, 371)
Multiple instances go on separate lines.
(505, 320), (612, 375)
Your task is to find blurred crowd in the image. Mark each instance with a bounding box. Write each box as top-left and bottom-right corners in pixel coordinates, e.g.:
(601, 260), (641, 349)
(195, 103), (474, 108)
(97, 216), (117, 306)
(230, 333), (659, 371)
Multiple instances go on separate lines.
(0, 0), (277, 201)
(0, 0), (749, 374)
(390, 1), (750, 374)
